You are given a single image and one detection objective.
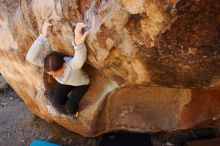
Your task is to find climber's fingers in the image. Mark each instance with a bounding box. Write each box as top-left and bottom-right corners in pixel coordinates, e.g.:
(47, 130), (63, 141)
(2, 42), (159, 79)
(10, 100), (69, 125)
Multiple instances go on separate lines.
(81, 31), (89, 42)
(75, 23), (87, 35)
(42, 20), (53, 37)
(44, 20), (53, 27)
(74, 23), (89, 45)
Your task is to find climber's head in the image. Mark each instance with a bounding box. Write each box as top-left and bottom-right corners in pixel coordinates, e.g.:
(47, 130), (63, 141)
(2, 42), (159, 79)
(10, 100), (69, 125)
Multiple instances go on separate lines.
(44, 52), (66, 78)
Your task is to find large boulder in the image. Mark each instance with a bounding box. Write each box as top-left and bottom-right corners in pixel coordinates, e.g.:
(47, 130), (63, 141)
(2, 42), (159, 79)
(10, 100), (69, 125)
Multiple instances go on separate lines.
(0, 0), (219, 137)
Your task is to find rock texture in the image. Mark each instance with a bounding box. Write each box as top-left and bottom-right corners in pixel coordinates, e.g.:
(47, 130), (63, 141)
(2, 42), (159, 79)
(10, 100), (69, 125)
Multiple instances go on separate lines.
(0, 0), (220, 137)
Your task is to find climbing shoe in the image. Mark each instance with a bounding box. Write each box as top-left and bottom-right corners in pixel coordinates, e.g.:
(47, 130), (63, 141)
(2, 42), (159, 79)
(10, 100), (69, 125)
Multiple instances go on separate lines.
(73, 111), (79, 120)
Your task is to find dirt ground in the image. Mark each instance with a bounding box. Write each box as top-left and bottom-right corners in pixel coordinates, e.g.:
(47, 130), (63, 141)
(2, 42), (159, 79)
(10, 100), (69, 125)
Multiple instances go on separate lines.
(0, 87), (100, 146)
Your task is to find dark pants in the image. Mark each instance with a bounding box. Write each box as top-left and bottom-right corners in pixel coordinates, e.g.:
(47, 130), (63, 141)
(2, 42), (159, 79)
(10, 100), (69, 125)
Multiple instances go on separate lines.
(51, 83), (89, 115)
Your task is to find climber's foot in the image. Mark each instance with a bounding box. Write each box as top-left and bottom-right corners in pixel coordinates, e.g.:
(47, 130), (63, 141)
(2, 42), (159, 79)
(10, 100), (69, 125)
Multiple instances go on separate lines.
(73, 111), (79, 120)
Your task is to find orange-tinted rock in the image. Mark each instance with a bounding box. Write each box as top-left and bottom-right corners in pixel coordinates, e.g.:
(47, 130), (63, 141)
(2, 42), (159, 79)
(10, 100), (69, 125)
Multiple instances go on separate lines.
(0, 0), (219, 137)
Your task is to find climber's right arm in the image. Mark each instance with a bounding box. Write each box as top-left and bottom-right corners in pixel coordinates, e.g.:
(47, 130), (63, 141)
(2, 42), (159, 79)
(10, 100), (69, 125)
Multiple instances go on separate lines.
(26, 34), (48, 67)
(26, 21), (52, 67)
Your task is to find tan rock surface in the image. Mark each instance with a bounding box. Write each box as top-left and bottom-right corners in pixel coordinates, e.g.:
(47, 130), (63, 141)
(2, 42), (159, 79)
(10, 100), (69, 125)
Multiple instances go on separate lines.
(0, 0), (219, 137)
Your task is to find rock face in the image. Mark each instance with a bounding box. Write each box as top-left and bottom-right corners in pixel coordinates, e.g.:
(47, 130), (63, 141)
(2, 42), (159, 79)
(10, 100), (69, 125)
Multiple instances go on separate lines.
(0, 0), (220, 137)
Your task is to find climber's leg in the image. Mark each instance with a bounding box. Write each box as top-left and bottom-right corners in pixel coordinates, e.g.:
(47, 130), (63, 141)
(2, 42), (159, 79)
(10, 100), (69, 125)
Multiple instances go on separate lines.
(65, 84), (89, 115)
(52, 83), (73, 114)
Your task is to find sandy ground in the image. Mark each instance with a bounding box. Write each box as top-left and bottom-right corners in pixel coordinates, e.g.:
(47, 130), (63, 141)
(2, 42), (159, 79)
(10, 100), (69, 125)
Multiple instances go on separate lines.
(0, 87), (100, 146)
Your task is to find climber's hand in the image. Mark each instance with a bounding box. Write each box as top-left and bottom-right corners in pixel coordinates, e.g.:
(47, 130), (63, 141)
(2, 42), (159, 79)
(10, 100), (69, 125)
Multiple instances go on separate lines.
(74, 23), (89, 46)
(41, 20), (52, 37)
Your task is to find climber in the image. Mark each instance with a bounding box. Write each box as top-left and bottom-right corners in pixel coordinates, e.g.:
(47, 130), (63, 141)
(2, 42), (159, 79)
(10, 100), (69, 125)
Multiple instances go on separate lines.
(26, 20), (90, 119)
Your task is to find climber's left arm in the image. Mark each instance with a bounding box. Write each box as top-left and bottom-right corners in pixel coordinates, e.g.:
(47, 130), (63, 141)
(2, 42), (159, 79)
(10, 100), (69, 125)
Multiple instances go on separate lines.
(69, 23), (89, 69)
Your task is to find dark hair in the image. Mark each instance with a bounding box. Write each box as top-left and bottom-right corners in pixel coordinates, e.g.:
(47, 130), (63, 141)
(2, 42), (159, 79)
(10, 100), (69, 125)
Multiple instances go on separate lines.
(44, 51), (66, 72)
